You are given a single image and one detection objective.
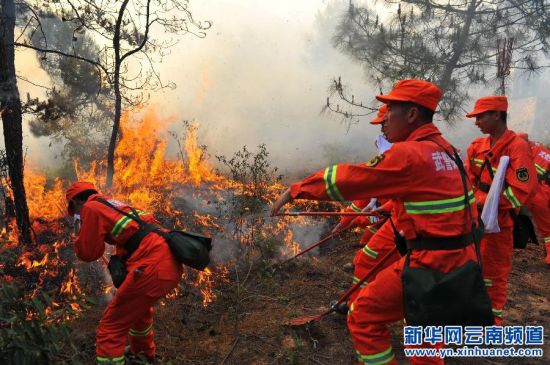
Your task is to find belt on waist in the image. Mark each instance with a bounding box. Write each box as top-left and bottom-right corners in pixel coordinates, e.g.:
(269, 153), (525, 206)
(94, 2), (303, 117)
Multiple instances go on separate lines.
(477, 183), (490, 193)
(406, 233), (473, 251)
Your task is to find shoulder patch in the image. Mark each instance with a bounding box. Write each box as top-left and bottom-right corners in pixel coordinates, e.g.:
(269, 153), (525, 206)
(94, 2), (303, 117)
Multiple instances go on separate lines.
(516, 167), (529, 182)
(366, 154), (385, 168)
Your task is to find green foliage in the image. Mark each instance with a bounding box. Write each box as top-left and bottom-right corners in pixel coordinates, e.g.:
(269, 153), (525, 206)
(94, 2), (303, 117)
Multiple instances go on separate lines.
(332, 0), (550, 121)
(24, 13), (112, 165)
(217, 144), (281, 213)
(216, 144), (282, 249)
(0, 282), (74, 365)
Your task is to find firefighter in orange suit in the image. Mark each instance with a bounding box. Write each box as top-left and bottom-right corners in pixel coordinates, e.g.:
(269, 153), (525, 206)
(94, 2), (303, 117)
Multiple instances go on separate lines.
(517, 133), (550, 264)
(334, 105), (401, 309)
(272, 79), (479, 365)
(465, 96), (537, 325)
(66, 182), (183, 364)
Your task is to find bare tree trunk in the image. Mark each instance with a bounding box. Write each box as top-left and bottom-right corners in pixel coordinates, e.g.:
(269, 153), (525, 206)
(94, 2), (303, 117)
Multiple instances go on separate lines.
(106, 78), (121, 188)
(438, 0), (478, 91)
(106, 0), (130, 188)
(0, 0), (32, 244)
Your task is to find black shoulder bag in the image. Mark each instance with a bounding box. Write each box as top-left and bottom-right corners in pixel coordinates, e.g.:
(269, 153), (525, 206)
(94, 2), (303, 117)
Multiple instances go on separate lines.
(97, 199), (212, 288)
(401, 145), (494, 326)
(478, 158), (538, 249)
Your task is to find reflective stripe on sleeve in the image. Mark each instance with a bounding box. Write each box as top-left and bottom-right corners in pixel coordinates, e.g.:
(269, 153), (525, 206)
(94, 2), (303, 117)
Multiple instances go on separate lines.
(323, 165), (346, 201)
(535, 163), (546, 176)
(111, 210), (147, 237)
(503, 187), (521, 208)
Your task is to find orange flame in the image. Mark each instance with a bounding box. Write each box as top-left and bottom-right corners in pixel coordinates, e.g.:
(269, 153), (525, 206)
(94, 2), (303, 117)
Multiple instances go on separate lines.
(195, 266), (229, 307)
(9, 106), (334, 310)
(17, 251), (50, 270)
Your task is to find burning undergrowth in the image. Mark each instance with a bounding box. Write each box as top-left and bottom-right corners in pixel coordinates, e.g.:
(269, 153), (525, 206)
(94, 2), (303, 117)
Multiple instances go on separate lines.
(0, 107), (339, 362)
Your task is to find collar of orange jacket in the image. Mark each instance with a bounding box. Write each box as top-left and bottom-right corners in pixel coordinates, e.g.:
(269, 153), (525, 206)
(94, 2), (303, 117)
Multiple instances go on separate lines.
(475, 129), (517, 154)
(403, 123), (442, 143)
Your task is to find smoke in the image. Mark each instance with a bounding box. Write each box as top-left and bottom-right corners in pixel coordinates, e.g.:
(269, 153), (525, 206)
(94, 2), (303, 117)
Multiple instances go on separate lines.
(289, 220), (328, 252)
(152, 0), (382, 179)
(8, 0), (550, 178)
(154, 0), (550, 180)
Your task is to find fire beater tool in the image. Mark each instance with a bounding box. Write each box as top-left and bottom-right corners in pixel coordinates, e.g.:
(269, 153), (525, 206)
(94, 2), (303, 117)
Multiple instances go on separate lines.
(279, 228), (349, 265)
(278, 211), (389, 218)
(286, 246), (398, 327)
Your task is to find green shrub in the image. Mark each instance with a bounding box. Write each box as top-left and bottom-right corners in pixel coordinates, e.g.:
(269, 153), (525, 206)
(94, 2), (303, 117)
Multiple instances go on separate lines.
(0, 282), (74, 365)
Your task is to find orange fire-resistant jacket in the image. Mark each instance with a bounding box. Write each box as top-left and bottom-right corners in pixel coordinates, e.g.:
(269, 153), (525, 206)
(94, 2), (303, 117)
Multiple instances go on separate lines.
(74, 194), (182, 280)
(290, 123), (478, 256)
(339, 199), (392, 244)
(531, 142), (550, 187)
(466, 130), (537, 230)
(339, 200), (372, 228)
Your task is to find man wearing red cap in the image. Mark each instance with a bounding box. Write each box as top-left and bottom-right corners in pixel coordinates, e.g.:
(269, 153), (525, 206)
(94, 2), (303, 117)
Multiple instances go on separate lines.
(465, 96), (537, 325)
(272, 79), (482, 365)
(66, 182), (183, 364)
(517, 133), (550, 264)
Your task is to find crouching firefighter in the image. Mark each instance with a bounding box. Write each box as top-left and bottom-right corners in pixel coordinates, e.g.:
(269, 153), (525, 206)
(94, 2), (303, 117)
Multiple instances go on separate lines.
(66, 181), (211, 364)
(272, 80), (494, 364)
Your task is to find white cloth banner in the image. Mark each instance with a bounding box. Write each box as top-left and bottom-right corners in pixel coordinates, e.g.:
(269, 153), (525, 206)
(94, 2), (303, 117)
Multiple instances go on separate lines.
(376, 134), (393, 154)
(481, 155), (510, 233)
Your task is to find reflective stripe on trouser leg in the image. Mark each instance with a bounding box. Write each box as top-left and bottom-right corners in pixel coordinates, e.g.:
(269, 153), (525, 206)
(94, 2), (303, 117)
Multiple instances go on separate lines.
(356, 346), (395, 365)
(347, 263), (399, 365)
(96, 356), (125, 364)
(96, 267), (178, 359)
(492, 308), (503, 318)
(97, 288), (158, 360)
(128, 306), (155, 356)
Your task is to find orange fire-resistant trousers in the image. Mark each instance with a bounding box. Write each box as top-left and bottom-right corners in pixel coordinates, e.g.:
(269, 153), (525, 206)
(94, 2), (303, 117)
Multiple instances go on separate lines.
(527, 186), (550, 264)
(348, 255), (448, 365)
(96, 256), (181, 362)
(479, 229), (513, 325)
(349, 221), (400, 305)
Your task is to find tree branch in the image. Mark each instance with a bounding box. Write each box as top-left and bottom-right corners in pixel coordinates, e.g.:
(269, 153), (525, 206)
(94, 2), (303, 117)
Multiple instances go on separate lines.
(13, 42), (109, 82)
(120, 0), (152, 63)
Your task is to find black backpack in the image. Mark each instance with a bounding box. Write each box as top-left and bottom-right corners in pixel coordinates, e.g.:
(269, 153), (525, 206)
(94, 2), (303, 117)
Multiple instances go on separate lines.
(97, 198), (212, 274)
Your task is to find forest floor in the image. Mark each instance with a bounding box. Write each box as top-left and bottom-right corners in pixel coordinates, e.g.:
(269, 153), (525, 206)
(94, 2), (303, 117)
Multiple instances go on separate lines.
(66, 233), (550, 365)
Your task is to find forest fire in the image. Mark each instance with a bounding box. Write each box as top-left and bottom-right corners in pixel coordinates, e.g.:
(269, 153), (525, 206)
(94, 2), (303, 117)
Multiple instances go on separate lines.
(1, 107), (329, 323)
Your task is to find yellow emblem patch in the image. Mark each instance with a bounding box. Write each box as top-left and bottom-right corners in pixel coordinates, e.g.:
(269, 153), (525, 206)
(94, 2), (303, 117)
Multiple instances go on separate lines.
(366, 154), (385, 168)
(516, 167), (529, 182)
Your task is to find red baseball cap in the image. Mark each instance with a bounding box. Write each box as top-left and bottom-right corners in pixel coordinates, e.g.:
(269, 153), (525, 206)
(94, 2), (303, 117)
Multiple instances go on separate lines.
(376, 79), (442, 112)
(465, 96), (508, 118)
(66, 181), (97, 216)
(370, 104), (388, 125)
